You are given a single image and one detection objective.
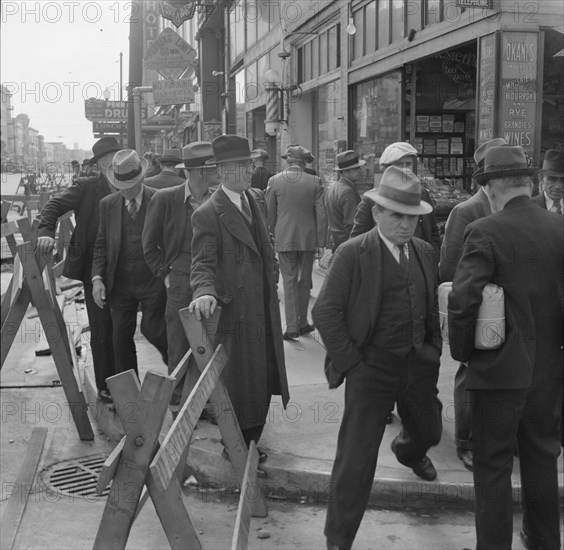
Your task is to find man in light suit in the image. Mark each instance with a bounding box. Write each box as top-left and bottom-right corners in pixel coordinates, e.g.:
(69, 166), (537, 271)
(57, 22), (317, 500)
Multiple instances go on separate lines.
(189, 135), (290, 457)
(144, 148), (185, 190)
(266, 145), (327, 340)
(325, 150), (364, 252)
(142, 142), (219, 410)
(448, 145), (563, 550)
(532, 149), (564, 214)
(439, 137), (506, 472)
(313, 167), (442, 550)
(91, 149), (168, 377)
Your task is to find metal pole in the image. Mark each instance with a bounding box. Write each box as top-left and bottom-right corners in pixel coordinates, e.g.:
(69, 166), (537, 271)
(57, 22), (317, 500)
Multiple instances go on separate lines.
(128, 1), (143, 149)
(132, 86), (152, 155)
(119, 52), (123, 102)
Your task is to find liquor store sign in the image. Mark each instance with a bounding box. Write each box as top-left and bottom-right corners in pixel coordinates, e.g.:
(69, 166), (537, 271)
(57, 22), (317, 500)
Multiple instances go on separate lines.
(85, 100), (148, 121)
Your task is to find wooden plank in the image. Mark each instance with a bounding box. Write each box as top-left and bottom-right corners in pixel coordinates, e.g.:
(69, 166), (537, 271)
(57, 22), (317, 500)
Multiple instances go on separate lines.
(178, 307), (268, 518)
(1, 220), (19, 238)
(18, 243), (93, 440)
(0, 427), (48, 550)
(231, 442), (260, 550)
(96, 437), (126, 495)
(94, 371), (173, 550)
(150, 345), (228, 492)
(170, 348), (192, 390)
(1, 194), (41, 203)
(1, 283), (32, 369)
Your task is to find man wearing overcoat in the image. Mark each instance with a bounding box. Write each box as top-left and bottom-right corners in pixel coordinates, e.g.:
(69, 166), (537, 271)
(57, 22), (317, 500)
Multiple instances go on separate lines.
(532, 148), (564, 214)
(448, 145), (563, 550)
(189, 135), (290, 454)
(313, 166), (443, 550)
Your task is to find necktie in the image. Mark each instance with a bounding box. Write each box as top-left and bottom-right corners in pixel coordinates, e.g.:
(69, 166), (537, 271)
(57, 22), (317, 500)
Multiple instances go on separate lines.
(240, 193), (252, 224)
(399, 244), (409, 270)
(551, 201), (562, 215)
(127, 199), (137, 220)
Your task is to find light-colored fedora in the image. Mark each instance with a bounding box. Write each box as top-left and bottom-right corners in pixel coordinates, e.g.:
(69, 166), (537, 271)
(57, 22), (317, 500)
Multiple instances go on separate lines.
(106, 149), (149, 189)
(335, 150), (366, 171)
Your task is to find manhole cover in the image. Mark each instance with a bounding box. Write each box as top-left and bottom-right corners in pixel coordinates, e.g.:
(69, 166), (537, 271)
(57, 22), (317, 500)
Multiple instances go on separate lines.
(40, 454), (110, 499)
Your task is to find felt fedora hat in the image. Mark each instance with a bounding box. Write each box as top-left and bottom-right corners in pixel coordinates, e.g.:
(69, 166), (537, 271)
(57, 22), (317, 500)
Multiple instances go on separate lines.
(474, 145), (536, 185)
(91, 136), (122, 163)
(541, 149), (564, 177)
(336, 150), (366, 171)
(364, 166), (432, 215)
(472, 138), (508, 179)
(379, 142), (418, 168)
(252, 149), (269, 159)
(106, 149), (149, 189)
(159, 148), (182, 164)
(208, 135), (259, 164)
(281, 145), (315, 162)
(177, 141), (216, 169)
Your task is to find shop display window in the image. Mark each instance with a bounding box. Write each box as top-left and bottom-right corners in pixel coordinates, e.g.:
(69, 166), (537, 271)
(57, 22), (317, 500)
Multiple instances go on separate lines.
(317, 81), (342, 185)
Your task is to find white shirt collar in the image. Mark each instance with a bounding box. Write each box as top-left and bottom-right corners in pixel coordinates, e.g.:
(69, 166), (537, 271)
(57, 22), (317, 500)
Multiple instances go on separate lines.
(221, 185), (244, 209)
(377, 228), (409, 264)
(126, 187), (143, 208)
(544, 192), (563, 212)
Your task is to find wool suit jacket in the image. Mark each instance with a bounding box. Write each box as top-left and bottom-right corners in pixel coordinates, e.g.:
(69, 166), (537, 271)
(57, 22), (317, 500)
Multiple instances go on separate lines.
(37, 174), (113, 282)
(190, 186), (290, 427)
(439, 186), (492, 282)
(531, 192), (547, 209)
(142, 183), (198, 280)
(448, 196), (563, 390)
(325, 178), (361, 249)
(144, 170), (185, 190)
(91, 185), (156, 294)
(266, 166), (327, 251)
(350, 188), (441, 257)
(312, 228), (442, 389)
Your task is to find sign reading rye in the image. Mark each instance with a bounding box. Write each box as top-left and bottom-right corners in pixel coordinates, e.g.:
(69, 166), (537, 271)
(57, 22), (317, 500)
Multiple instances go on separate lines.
(152, 79), (195, 106)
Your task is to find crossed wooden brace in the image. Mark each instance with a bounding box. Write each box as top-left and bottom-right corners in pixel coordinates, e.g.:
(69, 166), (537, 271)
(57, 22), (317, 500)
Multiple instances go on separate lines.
(93, 307), (267, 550)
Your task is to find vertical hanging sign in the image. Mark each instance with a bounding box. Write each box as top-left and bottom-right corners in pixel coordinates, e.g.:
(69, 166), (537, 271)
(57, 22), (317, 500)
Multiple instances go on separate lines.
(476, 32), (498, 147)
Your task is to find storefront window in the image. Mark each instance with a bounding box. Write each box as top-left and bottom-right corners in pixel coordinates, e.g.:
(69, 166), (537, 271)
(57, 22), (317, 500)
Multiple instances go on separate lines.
(352, 8), (364, 59)
(391, 0), (404, 42)
(235, 70), (246, 137)
(365, 2), (376, 54)
(542, 28), (564, 153)
(352, 71), (402, 188)
(317, 81), (342, 185)
(378, 0), (390, 49)
(424, 0), (442, 27)
(229, 1), (245, 63)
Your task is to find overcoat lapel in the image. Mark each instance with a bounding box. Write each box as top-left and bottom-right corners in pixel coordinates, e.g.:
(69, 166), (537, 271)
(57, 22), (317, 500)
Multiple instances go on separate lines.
(171, 185), (187, 253)
(359, 230), (384, 333)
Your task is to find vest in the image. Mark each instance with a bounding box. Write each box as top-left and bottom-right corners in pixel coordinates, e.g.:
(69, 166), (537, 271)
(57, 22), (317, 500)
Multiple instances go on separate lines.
(170, 200), (194, 274)
(116, 198), (153, 282)
(365, 241), (427, 360)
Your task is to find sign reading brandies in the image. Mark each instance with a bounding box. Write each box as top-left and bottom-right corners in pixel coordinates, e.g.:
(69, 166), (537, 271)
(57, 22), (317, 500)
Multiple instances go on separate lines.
(152, 79), (195, 106)
(456, 0), (493, 7)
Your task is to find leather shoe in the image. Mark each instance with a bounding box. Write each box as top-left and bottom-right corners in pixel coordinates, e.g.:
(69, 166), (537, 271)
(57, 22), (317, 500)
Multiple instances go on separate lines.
(298, 324), (315, 335)
(456, 448), (473, 472)
(411, 456), (437, 481)
(283, 331), (299, 341)
(97, 389), (113, 403)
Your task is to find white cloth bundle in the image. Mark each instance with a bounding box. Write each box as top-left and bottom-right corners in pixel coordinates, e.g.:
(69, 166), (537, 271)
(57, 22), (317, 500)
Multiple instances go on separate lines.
(439, 282), (505, 350)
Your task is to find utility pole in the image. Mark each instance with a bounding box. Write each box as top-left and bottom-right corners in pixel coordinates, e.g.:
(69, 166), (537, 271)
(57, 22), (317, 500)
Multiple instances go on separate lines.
(128, 2), (143, 149)
(119, 52), (123, 102)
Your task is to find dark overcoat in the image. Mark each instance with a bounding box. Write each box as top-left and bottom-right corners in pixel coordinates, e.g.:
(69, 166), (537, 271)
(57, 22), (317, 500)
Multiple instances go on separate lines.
(190, 186), (290, 429)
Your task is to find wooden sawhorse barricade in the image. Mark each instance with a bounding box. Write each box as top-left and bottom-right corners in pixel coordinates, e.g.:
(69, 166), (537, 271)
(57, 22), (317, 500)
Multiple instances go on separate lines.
(94, 307), (267, 550)
(0, 237), (93, 441)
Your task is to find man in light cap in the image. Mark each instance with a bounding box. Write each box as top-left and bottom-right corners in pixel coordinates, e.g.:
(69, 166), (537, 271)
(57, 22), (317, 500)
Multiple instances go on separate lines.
(448, 145), (562, 550)
(350, 142), (440, 257)
(532, 148), (564, 214)
(37, 136), (122, 402)
(313, 166), (443, 550)
(439, 136), (506, 472)
(266, 144), (327, 340)
(91, 149), (168, 377)
(143, 141), (219, 411)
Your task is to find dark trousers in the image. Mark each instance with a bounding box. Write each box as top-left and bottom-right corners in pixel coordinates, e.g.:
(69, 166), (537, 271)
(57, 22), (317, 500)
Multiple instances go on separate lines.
(107, 276), (168, 376)
(454, 362), (472, 450)
(325, 351), (442, 548)
(470, 380), (562, 550)
(83, 282), (116, 391)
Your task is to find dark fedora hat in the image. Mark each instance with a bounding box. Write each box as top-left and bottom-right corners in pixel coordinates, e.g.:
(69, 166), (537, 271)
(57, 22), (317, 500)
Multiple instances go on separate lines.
(177, 141), (216, 169)
(208, 135), (259, 164)
(474, 145), (536, 185)
(336, 150), (366, 171)
(364, 166), (432, 216)
(91, 136), (122, 163)
(541, 149), (564, 177)
(159, 148), (182, 164)
(472, 138), (508, 179)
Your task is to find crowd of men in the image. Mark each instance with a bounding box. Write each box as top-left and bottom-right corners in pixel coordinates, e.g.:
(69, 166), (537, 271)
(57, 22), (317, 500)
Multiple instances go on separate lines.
(36, 134), (563, 550)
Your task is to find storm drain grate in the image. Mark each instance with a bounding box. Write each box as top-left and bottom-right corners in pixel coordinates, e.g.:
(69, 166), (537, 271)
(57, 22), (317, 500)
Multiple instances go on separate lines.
(41, 454), (110, 499)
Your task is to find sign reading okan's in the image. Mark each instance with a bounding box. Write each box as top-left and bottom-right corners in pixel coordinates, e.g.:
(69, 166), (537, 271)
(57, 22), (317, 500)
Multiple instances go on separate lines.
(144, 27), (197, 80)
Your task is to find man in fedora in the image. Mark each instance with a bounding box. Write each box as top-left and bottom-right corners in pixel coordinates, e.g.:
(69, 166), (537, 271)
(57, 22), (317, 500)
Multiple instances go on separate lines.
(144, 148), (185, 190)
(350, 142), (441, 258)
(37, 136), (122, 402)
(448, 145), (563, 550)
(142, 141), (219, 410)
(325, 150), (365, 252)
(145, 152), (162, 178)
(91, 150), (168, 377)
(532, 149), (564, 214)
(266, 145), (327, 340)
(313, 166), (442, 550)
(439, 136), (506, 472)
(189, 134), (289, 458)
(250, 149), (273, 191)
